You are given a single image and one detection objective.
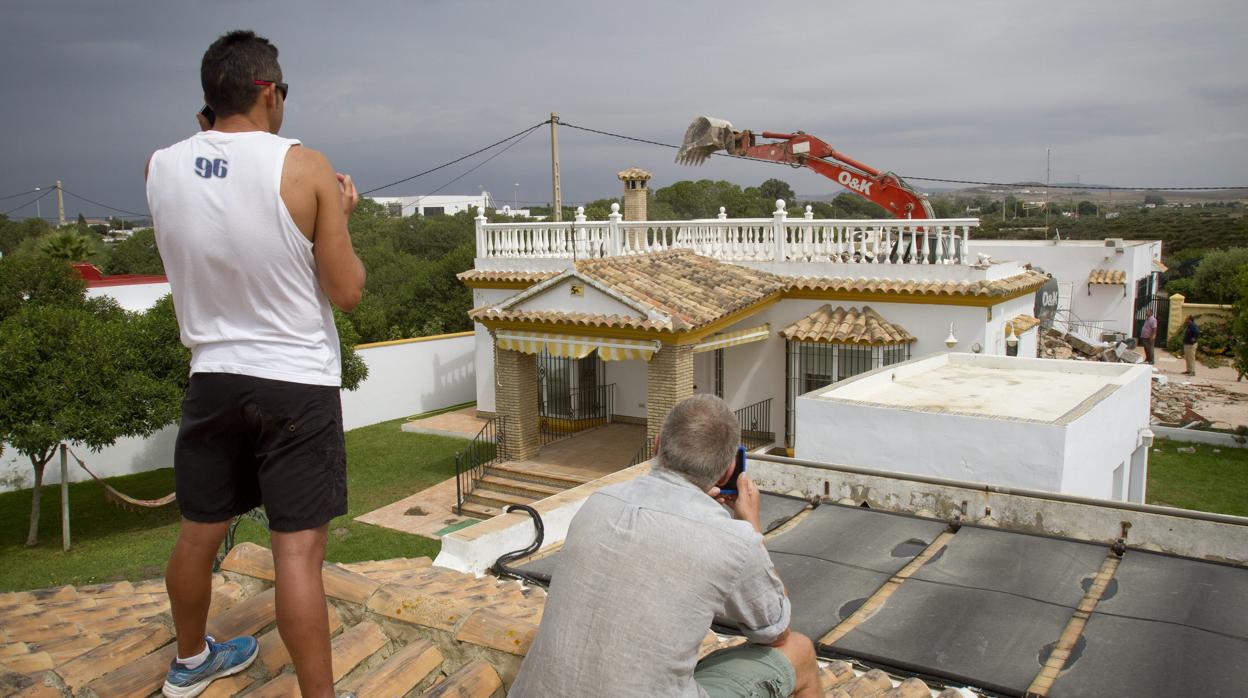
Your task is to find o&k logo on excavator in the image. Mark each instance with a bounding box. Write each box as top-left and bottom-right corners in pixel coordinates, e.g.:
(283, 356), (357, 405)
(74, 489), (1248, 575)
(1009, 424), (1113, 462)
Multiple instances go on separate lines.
(837, 171), (873, 196)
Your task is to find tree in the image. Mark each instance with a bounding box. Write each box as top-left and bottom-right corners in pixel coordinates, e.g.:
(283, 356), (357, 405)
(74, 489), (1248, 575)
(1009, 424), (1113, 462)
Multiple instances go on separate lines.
(758, 178), (796, 206)
(1144, 194), (1166, 206)
(0, 297), (182, 546)
(0, 216), (51, 257)
(40, 232), (94, 262)
(1191, 248), (1248, 304)
(1077, 200), (1097, 216)
(1231, 269), (1248, 381)
(104, 228), (165, 275)
(0, 255), (85, 323)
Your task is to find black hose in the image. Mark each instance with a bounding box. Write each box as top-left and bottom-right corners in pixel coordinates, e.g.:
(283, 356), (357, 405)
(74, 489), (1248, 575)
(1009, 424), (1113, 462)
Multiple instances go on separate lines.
(490, 504), (552, 587)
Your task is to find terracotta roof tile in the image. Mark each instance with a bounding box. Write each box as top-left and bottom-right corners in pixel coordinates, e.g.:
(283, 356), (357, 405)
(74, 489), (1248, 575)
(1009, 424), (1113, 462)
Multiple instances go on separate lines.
(617, 167), (652, 180)
(1007, 315), (1041, 334)
(786, 269), (1051, 298)
(457, 270), (558, 285)
(1088, 269), (1127, 285)
(781, 305), (916, 345)
(471, 250), (787, 333)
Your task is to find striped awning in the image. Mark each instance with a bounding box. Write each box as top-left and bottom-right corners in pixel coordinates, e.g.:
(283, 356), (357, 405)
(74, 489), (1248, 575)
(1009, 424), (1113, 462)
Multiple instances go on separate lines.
(693, 324), (770, 354)
(495, 331), (660, 362)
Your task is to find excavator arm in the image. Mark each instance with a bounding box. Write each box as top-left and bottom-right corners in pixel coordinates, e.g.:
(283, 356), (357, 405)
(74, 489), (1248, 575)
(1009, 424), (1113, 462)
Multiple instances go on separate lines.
(676, 116), (934, 219)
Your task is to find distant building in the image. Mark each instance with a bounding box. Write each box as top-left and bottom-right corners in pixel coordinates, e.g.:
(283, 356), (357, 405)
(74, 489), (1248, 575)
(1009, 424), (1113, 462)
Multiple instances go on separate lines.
(368, 193), (493, 217)
(72, 262), (169, 311)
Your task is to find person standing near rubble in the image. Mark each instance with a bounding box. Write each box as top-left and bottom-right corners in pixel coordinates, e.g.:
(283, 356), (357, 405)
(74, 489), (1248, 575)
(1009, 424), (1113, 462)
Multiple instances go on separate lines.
(1183, 315), (1200, 376)
(1140, 308), (1157, 364)
(146, 30), (365, 698)
(510, 394), (822, 698)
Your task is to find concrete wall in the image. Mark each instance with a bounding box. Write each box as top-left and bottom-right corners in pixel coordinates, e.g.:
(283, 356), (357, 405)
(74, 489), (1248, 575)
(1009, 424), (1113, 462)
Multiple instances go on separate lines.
(342, 332), (476, 431)
(1058, 364), (1152, 500)
(85, 282), (170, 311)
(0, 333), (477, 492)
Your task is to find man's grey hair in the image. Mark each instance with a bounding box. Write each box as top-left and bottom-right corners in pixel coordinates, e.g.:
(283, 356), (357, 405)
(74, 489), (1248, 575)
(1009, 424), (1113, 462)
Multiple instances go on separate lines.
(657, 394), (740, 490)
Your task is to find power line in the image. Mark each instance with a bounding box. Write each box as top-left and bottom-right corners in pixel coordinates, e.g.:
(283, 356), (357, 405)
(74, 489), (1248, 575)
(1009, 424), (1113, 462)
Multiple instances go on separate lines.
(360, 120), (551, 196)
(3, 188), (55, 216)
(0, 187), (51, 202)
(58, 186), (149, 217)
(560, 120), (1248, 192)
(396, 126), (541, 214)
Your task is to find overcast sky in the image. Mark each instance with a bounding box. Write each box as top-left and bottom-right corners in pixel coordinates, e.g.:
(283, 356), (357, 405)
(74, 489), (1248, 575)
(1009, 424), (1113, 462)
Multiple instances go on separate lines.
(2, 0), (1246, 220)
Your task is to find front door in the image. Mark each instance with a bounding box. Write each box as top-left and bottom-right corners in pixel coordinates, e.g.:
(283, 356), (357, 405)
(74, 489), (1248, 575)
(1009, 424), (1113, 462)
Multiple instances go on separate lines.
(693, 351), (715, 396)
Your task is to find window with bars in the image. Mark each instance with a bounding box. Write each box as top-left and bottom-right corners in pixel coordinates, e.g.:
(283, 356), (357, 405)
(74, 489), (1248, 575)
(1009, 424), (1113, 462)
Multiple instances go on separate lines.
(785, 341), (912, 447)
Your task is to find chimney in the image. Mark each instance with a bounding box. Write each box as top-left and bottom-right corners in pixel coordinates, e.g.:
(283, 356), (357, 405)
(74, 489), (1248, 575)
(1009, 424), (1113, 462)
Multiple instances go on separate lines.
(617, 167), (653, 222)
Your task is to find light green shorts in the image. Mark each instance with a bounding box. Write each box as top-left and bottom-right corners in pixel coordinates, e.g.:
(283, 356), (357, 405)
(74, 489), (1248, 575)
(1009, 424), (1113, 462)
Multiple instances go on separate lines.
(694, 644), (797, 698)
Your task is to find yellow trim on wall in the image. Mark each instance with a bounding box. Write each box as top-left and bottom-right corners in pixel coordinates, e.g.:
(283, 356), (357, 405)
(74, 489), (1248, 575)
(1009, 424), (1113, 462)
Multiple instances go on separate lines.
(355, 331), (474, 350)
(783, 287), (1038, 308)
(461, 279), (544, 290)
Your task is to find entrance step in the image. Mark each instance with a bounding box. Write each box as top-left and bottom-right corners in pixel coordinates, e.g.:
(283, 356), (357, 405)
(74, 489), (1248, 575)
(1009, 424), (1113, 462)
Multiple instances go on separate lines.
(464, 487), (540, 511)
(488, 464), (589, 490)
(476, 474), (564, 499)
(458, 502), (503, 521)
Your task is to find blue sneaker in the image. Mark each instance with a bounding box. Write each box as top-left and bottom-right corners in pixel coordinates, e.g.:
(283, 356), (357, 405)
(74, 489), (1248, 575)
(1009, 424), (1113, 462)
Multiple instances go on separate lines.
(161, 635), (258, 698)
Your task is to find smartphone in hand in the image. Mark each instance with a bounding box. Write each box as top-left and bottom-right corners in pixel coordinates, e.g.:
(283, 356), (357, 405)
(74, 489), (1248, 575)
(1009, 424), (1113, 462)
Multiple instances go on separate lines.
(199, 104), (216, 128)
(720, 445), (746, 495)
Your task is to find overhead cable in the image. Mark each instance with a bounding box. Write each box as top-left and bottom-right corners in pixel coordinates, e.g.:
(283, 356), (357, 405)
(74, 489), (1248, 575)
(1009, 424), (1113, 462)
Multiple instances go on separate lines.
(58, 187), (149, 217)
(560, 120), (1248, 191)
(0, 187), (50, 202)
(3, 188), (55, 216)
(399, 125), (541, 213)
(360, 120), (551, 196)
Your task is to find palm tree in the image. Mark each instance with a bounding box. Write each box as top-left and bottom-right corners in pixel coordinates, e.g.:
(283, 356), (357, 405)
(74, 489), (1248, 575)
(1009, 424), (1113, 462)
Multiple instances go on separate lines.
(41, 232), (92, 262)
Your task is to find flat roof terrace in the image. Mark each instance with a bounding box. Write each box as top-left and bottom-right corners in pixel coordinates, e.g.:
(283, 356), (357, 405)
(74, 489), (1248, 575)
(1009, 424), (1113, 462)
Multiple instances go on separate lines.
(815, 353), (1148, 424)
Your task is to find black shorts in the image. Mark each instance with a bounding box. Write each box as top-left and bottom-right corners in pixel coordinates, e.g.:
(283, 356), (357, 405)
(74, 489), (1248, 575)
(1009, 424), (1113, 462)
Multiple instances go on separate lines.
(174, 372), (347, 532)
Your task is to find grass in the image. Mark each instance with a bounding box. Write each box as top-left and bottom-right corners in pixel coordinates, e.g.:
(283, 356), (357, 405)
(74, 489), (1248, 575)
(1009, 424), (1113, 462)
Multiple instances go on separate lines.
(0, 417), (467, 592)
(1146, 440), (1248, 517)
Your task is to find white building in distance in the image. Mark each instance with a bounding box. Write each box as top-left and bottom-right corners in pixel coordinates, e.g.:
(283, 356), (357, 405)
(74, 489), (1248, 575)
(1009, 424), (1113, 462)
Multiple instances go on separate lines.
(369, 193), (494, 217)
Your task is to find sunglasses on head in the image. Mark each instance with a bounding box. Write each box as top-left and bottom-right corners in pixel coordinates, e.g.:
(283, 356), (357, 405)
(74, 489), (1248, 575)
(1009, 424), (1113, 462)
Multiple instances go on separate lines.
(253, 79), (289, 100)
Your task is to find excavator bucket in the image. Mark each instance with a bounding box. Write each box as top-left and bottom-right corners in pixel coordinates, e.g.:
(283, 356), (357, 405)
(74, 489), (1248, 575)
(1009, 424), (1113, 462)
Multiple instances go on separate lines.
(675, 116), (736, 166)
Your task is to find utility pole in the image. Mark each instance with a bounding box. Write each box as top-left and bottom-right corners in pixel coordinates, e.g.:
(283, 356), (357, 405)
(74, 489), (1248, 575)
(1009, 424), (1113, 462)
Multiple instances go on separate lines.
(550, 112), (562, 222)
(55, 180), (66, 227)
(1044, 148), (1051, 237)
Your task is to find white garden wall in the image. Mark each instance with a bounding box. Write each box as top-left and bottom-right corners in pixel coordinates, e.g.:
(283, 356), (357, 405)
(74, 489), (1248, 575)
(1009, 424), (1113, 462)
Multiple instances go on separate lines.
(0, 332), (477, 492)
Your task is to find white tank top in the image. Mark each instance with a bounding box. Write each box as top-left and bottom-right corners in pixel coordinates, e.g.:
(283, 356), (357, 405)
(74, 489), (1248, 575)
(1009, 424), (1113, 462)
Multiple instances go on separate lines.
(146, 131), (341, 386)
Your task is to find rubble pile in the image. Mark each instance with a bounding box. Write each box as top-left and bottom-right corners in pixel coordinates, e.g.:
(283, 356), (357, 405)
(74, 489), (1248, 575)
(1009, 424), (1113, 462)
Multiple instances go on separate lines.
(1040, 329), (1143, 364)
(1151, 381), (1248, 425)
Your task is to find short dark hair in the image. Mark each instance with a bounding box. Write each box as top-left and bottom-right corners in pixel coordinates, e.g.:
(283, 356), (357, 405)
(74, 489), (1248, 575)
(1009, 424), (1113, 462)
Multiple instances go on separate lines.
(200, 30), (281, 118)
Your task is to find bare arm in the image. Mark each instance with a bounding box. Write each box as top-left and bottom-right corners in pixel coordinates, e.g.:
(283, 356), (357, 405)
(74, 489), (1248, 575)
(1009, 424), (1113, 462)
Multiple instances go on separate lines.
(284, 147), (366, 311)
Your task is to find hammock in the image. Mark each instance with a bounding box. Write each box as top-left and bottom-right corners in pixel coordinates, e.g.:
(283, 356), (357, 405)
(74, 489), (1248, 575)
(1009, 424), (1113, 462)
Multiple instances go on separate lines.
(68, 448), (177, 510)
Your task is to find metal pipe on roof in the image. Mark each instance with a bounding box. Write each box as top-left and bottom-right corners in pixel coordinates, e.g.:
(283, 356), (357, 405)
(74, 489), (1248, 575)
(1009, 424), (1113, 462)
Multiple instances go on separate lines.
(750, 453), (1248, 527)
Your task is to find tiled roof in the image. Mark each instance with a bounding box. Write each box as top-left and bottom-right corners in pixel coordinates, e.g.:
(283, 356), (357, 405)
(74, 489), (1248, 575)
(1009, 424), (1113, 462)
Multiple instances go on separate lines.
(457, 269), (558, 286)
(786, 268), (1051, 298)
(471, 250), (788, 333)
(1007, 314), (1041, 335)
(781, 305), (916, 345)
(616, 167), (652, 180)
(1088, 268), (1127, 285)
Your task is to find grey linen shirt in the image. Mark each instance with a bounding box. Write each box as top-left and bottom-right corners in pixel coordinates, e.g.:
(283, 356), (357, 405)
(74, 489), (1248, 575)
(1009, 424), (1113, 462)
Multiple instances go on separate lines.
(509, 467), (791, 698)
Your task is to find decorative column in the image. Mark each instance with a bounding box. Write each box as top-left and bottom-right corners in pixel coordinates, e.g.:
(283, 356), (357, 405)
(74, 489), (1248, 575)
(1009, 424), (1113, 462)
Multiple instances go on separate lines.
(646, 343), (695, 444)
(494, 347), (541, 461)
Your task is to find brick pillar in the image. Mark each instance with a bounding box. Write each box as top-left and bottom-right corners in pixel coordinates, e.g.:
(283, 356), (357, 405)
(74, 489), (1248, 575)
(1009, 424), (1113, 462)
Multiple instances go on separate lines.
(495, 347), (540, 461)
(1168, 293), (1185, 340)
(646, 343), (695, 444)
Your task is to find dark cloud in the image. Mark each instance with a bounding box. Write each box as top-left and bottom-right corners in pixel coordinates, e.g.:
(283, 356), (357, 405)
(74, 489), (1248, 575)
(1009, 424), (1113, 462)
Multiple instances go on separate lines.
(1, 0), (1245, 219)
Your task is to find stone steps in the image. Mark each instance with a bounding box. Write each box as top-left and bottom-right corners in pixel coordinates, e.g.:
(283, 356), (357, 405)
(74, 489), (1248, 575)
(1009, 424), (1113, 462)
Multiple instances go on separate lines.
(464, 486), (539, 511)
(476, 474), (565, 498)
(488, 464), (588, 490)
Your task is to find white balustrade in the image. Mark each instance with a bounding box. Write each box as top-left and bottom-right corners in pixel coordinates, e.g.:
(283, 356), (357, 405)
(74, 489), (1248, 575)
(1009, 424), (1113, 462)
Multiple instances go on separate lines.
(474, 205), (978, 265)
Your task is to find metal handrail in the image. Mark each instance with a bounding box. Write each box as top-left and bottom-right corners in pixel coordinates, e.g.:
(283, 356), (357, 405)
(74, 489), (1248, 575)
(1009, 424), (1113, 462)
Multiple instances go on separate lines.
(735, 398), (774, 450)
(454, 415), (507, 515)
(627, 436), (653, 467)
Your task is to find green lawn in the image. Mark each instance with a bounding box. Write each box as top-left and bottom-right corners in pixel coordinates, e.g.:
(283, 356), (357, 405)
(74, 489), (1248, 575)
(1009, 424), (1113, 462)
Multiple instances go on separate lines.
(0, 418), (466, 592)
(1147, 441), (1248, 517)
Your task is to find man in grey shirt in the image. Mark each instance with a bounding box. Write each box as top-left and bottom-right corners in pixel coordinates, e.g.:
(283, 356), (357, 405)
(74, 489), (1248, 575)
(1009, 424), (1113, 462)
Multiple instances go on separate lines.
(510, 394), (821, 697)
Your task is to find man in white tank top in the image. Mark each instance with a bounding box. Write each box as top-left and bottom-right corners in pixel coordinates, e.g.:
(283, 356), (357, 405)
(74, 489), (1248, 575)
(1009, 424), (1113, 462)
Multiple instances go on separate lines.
(145, 30), (365, 698)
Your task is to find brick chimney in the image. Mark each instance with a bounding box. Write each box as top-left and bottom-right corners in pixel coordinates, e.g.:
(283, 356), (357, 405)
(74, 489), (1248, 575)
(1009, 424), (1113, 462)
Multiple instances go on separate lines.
(617, 167), (653, 222)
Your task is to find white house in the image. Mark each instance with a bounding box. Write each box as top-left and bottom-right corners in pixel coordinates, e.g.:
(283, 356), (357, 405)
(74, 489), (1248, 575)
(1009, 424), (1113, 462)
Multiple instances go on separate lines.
(369, 193), (493, 217)
(966, 238), (1165, 341)
(462, 202), (1049, 459)
(72, 263), (170, 311)
(795, 352), (1153, 502)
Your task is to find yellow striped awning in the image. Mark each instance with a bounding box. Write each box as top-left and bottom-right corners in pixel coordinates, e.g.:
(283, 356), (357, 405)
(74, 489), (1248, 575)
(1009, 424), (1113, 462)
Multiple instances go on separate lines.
(495, 331), (660, 362)
(693, 324), (771, 354)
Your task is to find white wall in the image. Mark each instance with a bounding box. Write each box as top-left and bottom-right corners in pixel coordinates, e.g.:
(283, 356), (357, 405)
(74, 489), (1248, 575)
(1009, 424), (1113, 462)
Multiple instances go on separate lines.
(1, 333), (477, 493)
(341, 333), (476, 431)
(471, 288), (515, 414)
(1058, 362), (1152, 500)
(603, 359), (647, 419)
(86, 282), (170, 311)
